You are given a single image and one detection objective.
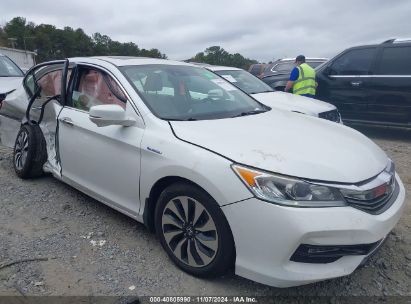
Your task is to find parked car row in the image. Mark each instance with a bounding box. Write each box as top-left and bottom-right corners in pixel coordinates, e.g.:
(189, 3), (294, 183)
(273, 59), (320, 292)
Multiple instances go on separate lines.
(0, 56), (405, 288)
(204, 64), (341, 123)
(260, 57), (328, 91)
(256, 38), (411, 127)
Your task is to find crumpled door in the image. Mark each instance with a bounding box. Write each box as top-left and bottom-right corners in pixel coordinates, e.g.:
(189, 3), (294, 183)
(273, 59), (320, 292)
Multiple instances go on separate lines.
(0, 60), (71, 177)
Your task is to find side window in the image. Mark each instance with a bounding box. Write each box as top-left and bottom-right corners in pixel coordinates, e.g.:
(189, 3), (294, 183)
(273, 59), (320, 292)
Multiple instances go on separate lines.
(72, 68), (127, 111)
(377, 46), (411, 75)
(24, 65), (72, 100)
(24, 73), (36, 96)
(38, 70), (63, 97)
(271, 62), (294, 73)
(330, 48), (376, 75)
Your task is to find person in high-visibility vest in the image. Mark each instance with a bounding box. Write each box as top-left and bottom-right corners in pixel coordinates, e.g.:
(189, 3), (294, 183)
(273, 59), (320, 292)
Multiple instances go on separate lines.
(285, 55), (317, 98)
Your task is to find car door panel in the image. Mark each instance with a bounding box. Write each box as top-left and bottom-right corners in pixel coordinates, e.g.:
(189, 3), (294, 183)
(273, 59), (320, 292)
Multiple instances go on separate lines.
(317, 47), (377, 122)
(319, 75), (371, 120)
(58, 106), (143, 214)
(58, 65), (144, 215)
(367, 46), (411, 124)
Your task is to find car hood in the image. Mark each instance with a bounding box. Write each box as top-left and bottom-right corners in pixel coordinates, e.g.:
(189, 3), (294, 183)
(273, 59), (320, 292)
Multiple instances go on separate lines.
(170, 110), (387, 183)
(252, 91), (336, 116)
(0, 77), (23, 94)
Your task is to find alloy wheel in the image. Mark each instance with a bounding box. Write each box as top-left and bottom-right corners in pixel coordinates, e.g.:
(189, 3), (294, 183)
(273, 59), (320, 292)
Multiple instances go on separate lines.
(161, 196), (218, 267)
(14, 130), (29, 170)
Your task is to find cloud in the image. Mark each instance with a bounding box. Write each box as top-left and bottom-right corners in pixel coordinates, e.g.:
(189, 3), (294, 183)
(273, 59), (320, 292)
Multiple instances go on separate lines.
(1, 0), (410, 62)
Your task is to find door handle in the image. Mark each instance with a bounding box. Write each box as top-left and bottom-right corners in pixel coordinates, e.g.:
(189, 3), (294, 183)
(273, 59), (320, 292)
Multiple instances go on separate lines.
(350, 81), (362, 87)
(60, 117), (74, 126)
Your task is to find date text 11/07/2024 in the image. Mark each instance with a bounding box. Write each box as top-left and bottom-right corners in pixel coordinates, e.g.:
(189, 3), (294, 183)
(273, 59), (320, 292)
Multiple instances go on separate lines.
(149, 296), (258, 303)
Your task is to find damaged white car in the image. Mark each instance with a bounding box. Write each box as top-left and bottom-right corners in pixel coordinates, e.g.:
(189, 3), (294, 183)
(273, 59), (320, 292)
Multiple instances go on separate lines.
(0, 57), (405, 287)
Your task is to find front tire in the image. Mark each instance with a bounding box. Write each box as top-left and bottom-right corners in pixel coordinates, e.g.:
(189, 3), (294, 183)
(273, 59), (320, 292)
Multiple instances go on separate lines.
(154, 183), (235, 278)
(13, 124), (47, 179)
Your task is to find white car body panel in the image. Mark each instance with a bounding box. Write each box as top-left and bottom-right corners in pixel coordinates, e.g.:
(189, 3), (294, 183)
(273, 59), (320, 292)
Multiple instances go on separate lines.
(252, 91), (336, 117)
(0, 85), (29, 121)
(171, 110), (387, 183)
(0, 56), (406, 288)
(0, 77), (23, 94)
(138, 113), (252, 213)
(58, 106), (144, 215)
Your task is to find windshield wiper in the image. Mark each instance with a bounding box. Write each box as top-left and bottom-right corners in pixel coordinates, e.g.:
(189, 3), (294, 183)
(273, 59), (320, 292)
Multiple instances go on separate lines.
(231, 109), (267, 118)
(165, 117), (198, 121)
(248, 90), (273, 94)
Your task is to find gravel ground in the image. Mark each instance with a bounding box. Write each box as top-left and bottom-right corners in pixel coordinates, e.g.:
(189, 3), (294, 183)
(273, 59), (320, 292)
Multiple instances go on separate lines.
(0, 125), (410, 300)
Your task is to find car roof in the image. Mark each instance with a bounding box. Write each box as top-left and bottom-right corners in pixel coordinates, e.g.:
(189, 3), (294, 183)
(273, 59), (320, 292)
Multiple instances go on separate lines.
(344, 39), (411, 51)
(205, 65), (243, 72)
(69, 56), (193, 67)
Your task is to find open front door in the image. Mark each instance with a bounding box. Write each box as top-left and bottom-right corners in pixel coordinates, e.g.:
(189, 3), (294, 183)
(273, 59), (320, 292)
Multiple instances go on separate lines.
(21, 60), (73, 175)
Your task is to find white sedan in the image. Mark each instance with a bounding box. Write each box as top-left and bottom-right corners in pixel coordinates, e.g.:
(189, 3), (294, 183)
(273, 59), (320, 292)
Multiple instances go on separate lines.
(204, 64), (342, 123)
(0, 54), (24, 107)
(0, 57), (405, 287)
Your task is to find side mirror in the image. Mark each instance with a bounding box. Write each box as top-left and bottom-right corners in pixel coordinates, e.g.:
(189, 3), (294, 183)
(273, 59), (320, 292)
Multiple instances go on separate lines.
(89, 104), (136, 127)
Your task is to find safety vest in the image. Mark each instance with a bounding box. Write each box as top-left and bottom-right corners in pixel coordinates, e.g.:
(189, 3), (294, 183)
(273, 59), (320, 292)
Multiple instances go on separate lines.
(293, 63), (317, 96)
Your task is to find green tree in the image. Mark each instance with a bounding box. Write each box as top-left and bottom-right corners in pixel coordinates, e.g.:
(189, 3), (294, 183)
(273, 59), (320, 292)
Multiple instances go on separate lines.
(190, 46), (258, 69)
(0, 17), (167, 62)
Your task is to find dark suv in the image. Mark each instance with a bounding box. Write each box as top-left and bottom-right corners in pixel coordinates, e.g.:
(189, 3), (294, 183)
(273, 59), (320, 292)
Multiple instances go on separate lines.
(316, 39), (411, 127)
(261, 58), (328, 91)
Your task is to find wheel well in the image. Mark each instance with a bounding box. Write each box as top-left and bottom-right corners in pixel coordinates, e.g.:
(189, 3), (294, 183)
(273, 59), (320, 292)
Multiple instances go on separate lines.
(143, 176), (204, 232)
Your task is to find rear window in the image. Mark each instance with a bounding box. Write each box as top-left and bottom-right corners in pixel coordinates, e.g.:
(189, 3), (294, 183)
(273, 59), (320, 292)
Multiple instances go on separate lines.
(271, 62), (294, 73)
(377, 46), (411, 75)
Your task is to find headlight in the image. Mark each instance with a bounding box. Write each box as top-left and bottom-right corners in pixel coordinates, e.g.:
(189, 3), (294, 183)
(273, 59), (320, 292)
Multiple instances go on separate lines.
(232, 165), (346, 207)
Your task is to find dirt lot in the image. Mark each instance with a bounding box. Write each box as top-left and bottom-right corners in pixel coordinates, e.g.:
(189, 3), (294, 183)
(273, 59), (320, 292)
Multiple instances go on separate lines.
(0, 125), (410, 300)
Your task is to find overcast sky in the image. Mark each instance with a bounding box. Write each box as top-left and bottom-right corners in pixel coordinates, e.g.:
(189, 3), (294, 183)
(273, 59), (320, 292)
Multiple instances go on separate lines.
(1, 0), (410, 62)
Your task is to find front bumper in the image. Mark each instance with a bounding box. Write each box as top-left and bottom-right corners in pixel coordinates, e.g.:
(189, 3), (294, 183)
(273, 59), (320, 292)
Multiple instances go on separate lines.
(221, 174), (406, 287)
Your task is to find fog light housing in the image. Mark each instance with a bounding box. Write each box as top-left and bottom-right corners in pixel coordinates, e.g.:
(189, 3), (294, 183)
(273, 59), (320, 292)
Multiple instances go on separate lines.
(290, 241), (381, 263)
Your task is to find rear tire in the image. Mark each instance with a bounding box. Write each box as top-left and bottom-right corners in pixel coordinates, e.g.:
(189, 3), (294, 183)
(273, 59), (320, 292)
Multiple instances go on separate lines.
(154, 182), (235, 278)
(13, 124), (47, 179)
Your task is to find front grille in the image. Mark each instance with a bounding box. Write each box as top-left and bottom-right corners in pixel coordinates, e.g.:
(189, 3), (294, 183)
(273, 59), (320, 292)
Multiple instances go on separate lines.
(319, 109), (341, 122)
(345, 180), (399, 215)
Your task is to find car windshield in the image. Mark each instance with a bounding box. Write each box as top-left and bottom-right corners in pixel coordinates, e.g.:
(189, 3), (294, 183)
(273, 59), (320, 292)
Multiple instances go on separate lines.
(120, 64), (268, 120)
(0, 56), (24, 77)
(214, 69), (273, 94)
